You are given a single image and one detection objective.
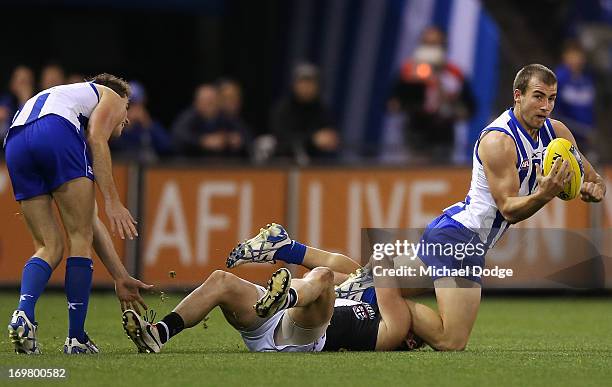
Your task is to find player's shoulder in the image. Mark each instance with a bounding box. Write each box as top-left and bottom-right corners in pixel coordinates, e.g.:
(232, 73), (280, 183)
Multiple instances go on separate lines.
(480, 129), (515, 149)
(47, 82), (99, 99)
(478, 110), (517, 159)
(479, 129), (518, 166)
(51, 81), (90, 91)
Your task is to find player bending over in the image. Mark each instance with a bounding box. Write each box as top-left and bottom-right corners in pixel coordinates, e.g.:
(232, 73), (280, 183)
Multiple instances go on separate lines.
(5, 74), (151, 354)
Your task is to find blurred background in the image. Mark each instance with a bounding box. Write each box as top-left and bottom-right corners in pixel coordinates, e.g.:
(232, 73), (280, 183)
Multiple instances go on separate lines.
(0, 0), (610, 290)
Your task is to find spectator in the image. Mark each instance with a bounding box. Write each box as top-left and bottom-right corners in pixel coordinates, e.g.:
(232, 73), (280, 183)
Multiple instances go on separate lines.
(109, 81), (174, 162)
(0, 65), (35, 144)
(270, 63), (339, 163)
(217, 78), (251, 156)
(172, 84), (246, 157)
(39, 63), (66, 90)
(218, 78), (243, 120)
(390, 26), (475, 163)
(554, 40), (596, 153)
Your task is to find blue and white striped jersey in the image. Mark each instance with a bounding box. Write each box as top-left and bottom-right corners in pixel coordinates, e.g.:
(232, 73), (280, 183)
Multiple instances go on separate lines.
(443, 108), (556, 248)
(9, 82), (100, 133)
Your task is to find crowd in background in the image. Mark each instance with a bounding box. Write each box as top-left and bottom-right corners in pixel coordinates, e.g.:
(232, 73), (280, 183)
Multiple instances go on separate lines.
(0, 27), (603, 166)
(0, 61), (344, 165)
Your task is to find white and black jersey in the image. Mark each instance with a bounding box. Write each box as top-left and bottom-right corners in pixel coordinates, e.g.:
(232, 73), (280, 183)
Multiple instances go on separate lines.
(323, 299), (380, 352)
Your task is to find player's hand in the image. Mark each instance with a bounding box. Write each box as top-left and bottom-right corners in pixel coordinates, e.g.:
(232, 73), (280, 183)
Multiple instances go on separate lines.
(580, 181), (605, 202)
(535, 158), (572, 201)
(115, 276), (154, 315)
(105, 200), (138, 240)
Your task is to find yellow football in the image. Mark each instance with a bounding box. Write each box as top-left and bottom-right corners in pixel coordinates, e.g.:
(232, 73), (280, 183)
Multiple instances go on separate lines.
(542, 138), (584, 200)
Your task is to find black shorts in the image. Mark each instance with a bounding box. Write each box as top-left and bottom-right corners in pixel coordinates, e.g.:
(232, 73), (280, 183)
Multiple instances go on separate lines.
(323, 302), (380, 352)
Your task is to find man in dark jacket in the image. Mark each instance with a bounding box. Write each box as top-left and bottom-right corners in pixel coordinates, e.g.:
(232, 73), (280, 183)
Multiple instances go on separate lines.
(172, 84), (246, 158)
(270, 63), (339, 162)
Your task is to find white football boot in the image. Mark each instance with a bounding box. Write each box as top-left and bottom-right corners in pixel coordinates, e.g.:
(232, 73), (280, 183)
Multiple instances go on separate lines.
(63, 334), (99, 354)
(227, 223), (292, 268)
(8, 310), (40, 354)
(254, 268), (292, 319)
(334, 266), (375, 302)
(122, 310), (163, 353)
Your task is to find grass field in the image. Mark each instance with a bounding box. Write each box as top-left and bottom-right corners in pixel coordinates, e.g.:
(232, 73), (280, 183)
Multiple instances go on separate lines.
(0, 291), (610, 386)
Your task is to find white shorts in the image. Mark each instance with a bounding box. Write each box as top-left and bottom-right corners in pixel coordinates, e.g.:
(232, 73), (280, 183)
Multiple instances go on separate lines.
(239, 285), (327, 352)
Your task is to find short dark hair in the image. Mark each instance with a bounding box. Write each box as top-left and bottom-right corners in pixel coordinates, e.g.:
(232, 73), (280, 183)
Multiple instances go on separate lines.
(513, 64), (557, 94)
(89, 73), (131, 98)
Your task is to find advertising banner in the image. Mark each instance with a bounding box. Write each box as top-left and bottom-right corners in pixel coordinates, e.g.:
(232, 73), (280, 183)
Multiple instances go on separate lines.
(141, 168), (287, 287)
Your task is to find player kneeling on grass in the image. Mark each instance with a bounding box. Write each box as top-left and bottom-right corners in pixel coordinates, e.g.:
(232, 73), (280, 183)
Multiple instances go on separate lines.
(122, 228), (420, 352)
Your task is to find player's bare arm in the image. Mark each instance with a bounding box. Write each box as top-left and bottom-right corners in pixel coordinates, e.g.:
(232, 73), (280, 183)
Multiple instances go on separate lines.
(88, 85), (138, 240)
(92, 201), (152, 314)
(374, 287), (412, 350)
(550, 119), (606, 202)
(479, 130), (571, 224)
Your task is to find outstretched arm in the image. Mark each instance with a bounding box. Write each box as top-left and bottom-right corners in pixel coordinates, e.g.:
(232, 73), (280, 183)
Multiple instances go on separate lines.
(93, 201), (153, 313)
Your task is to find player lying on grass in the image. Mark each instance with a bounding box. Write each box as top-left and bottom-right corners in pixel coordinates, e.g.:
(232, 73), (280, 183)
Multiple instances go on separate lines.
(122, 243), (421, 352)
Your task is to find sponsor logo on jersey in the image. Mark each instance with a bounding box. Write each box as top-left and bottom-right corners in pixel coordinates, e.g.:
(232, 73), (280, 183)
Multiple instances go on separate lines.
(351, 303), (376, 320)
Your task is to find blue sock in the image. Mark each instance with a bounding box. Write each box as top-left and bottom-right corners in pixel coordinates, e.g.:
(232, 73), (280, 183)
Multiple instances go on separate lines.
(65, 257), (93, 343)
(18, 257), (53, 322)
(273, 241), (306, 265)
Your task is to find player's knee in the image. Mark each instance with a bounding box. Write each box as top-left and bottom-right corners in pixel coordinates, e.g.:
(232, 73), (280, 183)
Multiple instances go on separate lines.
(43, 233), (65, 258)
(72, 228), (93, 244)
(433, 337), (468, 351)
(208, 270), (235, 287)
(310, 267), (334, 286)
(65, 227), (93, 252)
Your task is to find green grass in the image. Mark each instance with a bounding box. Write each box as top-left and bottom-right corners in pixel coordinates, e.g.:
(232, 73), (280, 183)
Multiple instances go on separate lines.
(0, 292), (611, 386)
